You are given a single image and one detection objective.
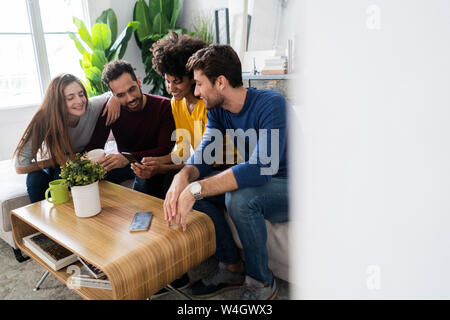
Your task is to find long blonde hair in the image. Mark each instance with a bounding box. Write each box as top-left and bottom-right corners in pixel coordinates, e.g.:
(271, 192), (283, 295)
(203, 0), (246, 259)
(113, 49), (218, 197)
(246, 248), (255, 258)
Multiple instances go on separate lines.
(14, 74), (87, 167)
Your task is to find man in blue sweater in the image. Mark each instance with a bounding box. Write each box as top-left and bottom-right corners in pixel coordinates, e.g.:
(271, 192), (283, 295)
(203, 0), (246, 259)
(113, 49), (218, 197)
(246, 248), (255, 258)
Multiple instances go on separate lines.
(164, 45), (288, 300)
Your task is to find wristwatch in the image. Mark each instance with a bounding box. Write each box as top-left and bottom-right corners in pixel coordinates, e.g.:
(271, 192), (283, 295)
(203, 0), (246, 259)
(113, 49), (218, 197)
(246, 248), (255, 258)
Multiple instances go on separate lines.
(189, 182), (203, 200)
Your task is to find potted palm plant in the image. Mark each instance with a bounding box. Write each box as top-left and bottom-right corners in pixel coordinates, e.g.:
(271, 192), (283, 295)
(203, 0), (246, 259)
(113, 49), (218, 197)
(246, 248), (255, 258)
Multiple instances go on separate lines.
(60, 153), (107, 218)
(69, 9), (140, 97)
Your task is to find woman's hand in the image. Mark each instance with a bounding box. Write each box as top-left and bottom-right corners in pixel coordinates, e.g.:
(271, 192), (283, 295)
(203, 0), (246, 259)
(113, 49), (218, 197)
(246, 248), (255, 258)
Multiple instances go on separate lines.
(101, 95), (121, 126)
(130, 162), (161, 179)
(141, 156), (168, 166)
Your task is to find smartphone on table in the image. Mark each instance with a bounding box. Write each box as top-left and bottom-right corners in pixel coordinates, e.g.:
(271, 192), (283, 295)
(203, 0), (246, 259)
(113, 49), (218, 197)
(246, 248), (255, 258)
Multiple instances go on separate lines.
(129, 211), (153, 232)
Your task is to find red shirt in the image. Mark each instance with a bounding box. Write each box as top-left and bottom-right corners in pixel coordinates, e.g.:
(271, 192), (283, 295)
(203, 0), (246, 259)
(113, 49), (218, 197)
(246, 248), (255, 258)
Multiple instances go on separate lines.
(85, 93), (175, 161)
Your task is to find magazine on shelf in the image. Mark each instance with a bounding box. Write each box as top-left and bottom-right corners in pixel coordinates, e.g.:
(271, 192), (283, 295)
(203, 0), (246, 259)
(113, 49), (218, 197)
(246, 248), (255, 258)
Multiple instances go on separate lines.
(22, 232), (78, 271)
(67, 275), (112, 290)
(77, 256), (105, 279)
(66, 257), (111, 290)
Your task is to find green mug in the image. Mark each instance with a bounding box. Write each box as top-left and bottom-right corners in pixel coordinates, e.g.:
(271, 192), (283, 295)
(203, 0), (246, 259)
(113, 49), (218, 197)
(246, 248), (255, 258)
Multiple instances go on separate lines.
(45, 179), (69, 204)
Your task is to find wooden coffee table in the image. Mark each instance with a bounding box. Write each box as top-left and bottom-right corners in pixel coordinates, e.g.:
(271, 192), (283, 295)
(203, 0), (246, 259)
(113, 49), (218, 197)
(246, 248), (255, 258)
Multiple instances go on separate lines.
(10, 181), (216, 300)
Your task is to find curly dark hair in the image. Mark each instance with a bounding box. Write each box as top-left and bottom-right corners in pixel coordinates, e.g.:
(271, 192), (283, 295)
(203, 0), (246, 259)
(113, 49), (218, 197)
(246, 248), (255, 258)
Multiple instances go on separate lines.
(151, 31), (207, 81)
(102, 60), (137, 86)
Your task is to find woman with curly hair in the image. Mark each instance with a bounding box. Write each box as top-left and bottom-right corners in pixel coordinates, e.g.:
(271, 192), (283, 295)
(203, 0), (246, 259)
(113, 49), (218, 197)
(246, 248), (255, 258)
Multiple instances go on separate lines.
(131, 31), (208, 178)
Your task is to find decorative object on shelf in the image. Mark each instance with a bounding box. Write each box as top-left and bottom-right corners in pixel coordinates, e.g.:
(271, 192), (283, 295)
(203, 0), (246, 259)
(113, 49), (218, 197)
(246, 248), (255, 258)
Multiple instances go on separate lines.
(133, 0), (182, 97)
(23, 232), (78, 271)
(214, 8), (230, 45)
(252, 57), (260, 75)
(69, 9), (140, 97)
(261, 55), (288, 75)
(59, 153), (107, 218)
(192, 10), (214, 45)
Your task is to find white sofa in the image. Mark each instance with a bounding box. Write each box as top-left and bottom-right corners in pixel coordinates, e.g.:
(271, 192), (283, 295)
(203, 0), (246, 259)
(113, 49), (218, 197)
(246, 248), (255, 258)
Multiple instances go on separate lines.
(0, 160), (29, 252)
(224, 212), (289, 282)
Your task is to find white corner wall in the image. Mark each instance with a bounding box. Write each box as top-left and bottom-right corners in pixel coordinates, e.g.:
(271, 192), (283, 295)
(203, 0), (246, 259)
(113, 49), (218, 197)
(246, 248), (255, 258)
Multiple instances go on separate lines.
(177, 0), (228, 31)
(292, 0), (450, 299)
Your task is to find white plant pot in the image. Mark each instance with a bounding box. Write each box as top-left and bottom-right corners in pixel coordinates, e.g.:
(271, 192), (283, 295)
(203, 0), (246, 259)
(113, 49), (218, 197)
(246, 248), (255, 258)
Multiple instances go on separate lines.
(71, 181), (101, 218)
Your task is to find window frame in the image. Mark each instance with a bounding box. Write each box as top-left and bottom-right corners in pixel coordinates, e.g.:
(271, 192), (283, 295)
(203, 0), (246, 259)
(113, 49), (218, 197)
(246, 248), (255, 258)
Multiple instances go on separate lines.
(0, 0), (90, 108)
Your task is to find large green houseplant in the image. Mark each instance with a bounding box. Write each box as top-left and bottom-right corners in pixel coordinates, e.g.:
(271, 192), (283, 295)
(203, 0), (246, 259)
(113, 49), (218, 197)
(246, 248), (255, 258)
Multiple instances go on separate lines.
(133, 0), (182, 96)
(69, 9), (140, 97)
(60, 153), (107, 218)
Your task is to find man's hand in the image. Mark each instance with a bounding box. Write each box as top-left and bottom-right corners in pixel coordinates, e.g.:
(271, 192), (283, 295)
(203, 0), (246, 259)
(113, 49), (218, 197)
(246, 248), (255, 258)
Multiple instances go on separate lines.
(174, 186), (196, 231)
(130, 162), (160, 179)
(98, 153), (129, 171)
(163, 173), (190, 227)
(101, 95), (121, 126)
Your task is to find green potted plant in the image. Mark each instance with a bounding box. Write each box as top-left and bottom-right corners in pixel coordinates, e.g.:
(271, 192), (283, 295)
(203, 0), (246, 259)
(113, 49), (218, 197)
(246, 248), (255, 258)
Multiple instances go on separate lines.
(60, 153), (107, 218)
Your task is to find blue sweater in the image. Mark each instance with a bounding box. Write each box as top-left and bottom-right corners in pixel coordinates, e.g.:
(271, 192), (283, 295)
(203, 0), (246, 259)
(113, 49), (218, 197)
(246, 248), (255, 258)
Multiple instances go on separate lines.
(186, 87), (288, 189)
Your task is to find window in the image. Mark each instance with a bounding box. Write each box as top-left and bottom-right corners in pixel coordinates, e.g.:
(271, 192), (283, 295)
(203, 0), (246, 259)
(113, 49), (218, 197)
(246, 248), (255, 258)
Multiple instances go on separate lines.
(0, 0), (89, 108)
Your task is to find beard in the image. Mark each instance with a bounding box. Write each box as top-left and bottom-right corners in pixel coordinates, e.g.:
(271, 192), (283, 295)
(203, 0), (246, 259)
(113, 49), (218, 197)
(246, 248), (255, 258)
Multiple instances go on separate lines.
(204, 92), (225, 111)
(124, 88), (144, 112)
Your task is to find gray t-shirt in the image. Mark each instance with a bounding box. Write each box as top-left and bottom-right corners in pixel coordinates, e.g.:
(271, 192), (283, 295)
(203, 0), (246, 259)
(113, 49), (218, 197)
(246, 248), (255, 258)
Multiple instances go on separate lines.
(15, 92), (112, 168)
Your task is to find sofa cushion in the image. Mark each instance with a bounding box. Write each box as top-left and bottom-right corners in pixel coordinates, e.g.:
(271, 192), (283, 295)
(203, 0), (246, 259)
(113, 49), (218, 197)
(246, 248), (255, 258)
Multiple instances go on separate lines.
(224, 210), (290, 281)
(0, 160), (29, 233)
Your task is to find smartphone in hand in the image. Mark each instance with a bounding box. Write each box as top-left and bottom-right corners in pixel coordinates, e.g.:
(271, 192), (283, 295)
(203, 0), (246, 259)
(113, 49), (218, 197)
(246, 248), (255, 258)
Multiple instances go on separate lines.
(129, 211), (153, 232)
(121, 152), (138, 164)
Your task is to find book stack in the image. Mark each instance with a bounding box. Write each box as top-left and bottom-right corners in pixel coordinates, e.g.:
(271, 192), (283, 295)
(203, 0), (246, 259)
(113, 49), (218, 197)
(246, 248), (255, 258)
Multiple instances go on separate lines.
(261, 56), (288, 75)
(23, 232), (78, 271)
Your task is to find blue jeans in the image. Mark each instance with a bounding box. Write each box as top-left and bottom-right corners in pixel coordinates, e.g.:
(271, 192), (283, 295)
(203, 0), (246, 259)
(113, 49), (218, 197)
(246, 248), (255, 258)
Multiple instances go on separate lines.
(106, 166), (174, 199)
(26, 167), (61, 203)
(225, 177), (288, 285)
(104, 166), (135, 184)
(193, 194), (241, 265)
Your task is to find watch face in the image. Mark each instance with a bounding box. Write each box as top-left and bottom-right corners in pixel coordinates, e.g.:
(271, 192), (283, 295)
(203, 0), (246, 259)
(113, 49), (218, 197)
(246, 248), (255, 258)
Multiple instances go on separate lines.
(191, 182), (201, 194)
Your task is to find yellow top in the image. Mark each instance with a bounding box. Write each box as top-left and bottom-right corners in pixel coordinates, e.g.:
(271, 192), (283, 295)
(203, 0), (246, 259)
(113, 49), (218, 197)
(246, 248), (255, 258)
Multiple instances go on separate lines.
(171, 97), (239, 166)
(171, 98), (208, 162)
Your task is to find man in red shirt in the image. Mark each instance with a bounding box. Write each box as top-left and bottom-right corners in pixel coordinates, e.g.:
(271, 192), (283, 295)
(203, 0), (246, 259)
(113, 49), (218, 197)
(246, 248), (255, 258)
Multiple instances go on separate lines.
(86, 60), (176, 199)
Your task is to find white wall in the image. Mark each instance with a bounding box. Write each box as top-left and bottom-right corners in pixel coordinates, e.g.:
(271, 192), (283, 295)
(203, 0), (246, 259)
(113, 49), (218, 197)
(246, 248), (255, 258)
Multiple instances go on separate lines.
(247, 0), (278, 51)
(292, 0), (450, 299)
(0, 106), (36, 160)
(177, 0), (228, 31)
(246, 0), (296, 53)
(177, 0), (248, 59)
